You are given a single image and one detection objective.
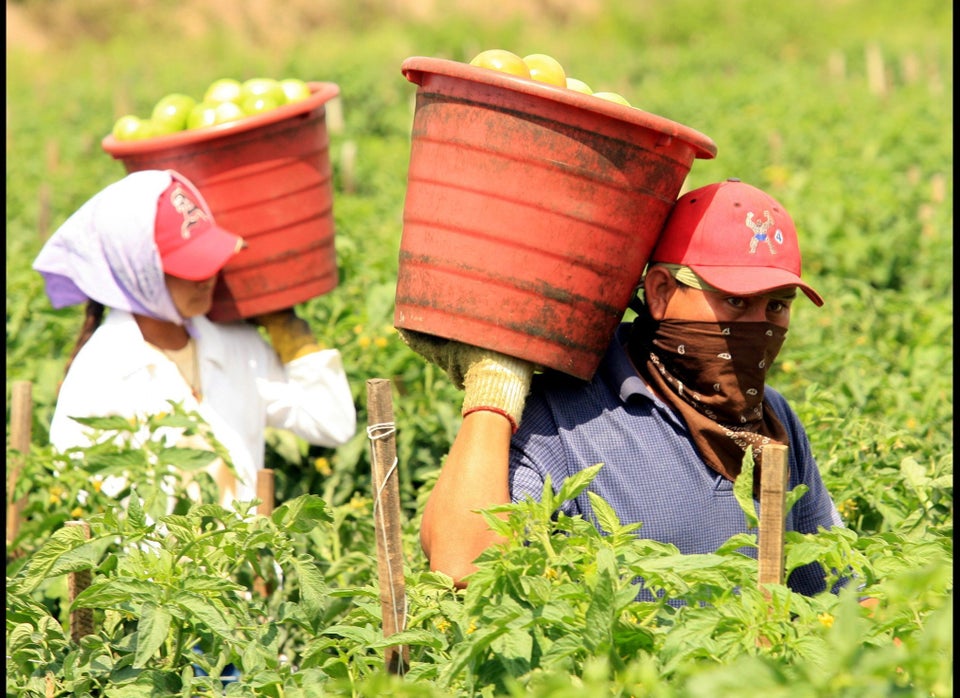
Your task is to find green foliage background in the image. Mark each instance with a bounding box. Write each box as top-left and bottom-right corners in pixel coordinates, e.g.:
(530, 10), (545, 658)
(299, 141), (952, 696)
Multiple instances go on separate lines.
(6, 0), (953, 695)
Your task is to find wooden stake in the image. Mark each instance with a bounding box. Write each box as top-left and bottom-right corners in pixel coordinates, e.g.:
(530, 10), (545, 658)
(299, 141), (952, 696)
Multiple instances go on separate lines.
(256, 468), (275, 517)
(7, 380), (32, 547)
(757, 443), (790, 592)
(366, 378), (409, 675)
(254, 469), (275, 598)
(65, 520), (94, 643)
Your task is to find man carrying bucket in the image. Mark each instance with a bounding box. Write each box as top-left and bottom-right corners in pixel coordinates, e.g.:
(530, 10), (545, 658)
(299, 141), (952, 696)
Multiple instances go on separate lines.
(405, 178), (846, 601)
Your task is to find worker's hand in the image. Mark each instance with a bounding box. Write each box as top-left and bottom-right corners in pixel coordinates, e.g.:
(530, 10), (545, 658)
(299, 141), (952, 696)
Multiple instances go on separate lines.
(399, 329), (534, 432)
(252, 308), (322, 364)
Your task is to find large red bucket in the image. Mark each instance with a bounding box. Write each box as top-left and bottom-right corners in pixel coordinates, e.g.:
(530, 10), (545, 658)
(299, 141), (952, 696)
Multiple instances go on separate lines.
(101, 82), (340, 322)
(394, 57), (717, 380)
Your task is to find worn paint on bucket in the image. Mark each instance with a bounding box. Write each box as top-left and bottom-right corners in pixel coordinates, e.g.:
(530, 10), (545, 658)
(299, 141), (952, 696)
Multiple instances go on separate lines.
(101, 82), (340, 322)
(394, 57), (717, 380)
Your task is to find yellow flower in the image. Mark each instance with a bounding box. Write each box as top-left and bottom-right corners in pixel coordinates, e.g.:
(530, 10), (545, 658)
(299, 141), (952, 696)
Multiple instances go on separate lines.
(349, 494), (369, 511)
(374, 337), (388, 349)
(466, 620), (477, 634)
(837, 499), (858, 518)
(314, 457), (332, 476)
(92, 477), (104, 493)
(353, 324), (364, 335)
(818, 612), (834, 628)
(71, 507), (84, 518)
(544, 567), (559, 580)
(434, 618), (451, 633)
(358, 336), (371, 349)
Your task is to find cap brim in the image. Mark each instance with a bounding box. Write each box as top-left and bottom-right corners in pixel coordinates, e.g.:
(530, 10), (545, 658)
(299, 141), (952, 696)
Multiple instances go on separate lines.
(689, 264), (824, 307)
(160, 225), (245, 281)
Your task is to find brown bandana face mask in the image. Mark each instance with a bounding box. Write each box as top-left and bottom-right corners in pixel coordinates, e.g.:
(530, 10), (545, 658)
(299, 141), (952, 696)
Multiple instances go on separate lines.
(628, 318), (791, 494)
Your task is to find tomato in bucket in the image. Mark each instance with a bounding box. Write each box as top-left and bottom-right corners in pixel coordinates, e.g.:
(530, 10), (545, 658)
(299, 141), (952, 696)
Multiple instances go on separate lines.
(394, 57), (717, 380)
(101, 82), (340, 322)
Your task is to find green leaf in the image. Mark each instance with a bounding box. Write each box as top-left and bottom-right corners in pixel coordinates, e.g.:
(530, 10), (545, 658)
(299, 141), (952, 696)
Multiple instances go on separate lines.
(174, 591), (235, 640)
(100, 668), (180, 697)
(589, 490), (621, 535)
(68, 414), (137, 431)
(133, 601), (171, 668)
(318, 623), (378, 644)
(127, 491), (146, 528)
(73, 578), (162, 609)
(155, 446), (219, 471)
(583, 548), (616, 652)
(555, 462), (604, 503)
(784, 483), (809, 513)
(733, 447), (759, 530)
(289, 555), (328, 618)
(16, 524), (99, 593)
(272, 494), (332, 532)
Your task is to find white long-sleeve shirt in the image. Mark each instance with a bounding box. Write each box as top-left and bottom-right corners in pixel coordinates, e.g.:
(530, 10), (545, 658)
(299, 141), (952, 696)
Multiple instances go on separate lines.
(50, 309), (357, 506)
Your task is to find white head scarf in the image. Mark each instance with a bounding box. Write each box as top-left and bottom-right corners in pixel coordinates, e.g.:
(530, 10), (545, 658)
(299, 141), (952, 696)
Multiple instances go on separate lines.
(32, 170), (185, 326)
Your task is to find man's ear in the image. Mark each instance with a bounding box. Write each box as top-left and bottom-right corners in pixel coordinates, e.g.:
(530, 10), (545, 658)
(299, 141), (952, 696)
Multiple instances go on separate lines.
(643, 265), (676, 321)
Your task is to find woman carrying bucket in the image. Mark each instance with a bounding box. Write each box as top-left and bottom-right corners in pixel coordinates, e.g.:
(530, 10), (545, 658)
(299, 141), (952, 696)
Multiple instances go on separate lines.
(406, 179), (847, 603)
(33, 169), (357, 507)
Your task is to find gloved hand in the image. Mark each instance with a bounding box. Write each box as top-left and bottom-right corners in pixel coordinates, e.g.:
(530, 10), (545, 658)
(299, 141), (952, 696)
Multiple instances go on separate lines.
(399, 328), (534, 432)
(252, 309), (322, 364)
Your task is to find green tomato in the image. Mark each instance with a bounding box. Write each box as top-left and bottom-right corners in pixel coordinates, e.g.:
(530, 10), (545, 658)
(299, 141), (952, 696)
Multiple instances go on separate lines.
(592, 91), (632, 107)
(186, 101), (220, 130)
(239, 78), (285, 107)
(213, 101), (245, 124)
(565, 77), (593, 95)
(151, 93), (196, 133)
(203, 78), (242, 105)
(112, 114), (147, 140)
(279, 78), (312, 104)
(240, 93), (282, 116)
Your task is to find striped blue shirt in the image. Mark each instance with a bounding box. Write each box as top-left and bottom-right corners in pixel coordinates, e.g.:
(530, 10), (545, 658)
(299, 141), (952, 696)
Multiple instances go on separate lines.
(509, 322), (845, 599)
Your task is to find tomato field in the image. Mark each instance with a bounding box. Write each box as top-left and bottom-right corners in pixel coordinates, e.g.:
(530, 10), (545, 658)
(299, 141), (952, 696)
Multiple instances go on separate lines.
(6, 0), (952, 696)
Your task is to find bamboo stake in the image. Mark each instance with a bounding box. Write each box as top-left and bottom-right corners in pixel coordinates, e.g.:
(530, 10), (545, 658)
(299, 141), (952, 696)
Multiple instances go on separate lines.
(7, 380), (33, 547)
(66, 520), (94, 643)
(254, 469), (275, 598)
(256, 468), (275, 517)
(366, 378), (409, 675)
(757, 443), (790, 593)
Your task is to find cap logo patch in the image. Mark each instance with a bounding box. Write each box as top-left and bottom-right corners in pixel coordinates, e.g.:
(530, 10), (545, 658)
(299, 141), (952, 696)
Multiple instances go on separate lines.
(170, 185), (209, 240)
(745, 210), (783, 254)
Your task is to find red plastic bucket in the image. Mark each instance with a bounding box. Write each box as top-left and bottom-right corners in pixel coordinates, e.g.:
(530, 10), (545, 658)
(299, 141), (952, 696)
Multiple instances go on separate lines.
(101, 82), (340, 322)
(394, 57), (717, 380)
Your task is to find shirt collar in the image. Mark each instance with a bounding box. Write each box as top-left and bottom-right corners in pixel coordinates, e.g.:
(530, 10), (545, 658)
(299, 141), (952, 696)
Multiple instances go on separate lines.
(601, 321), (659, 404)
(103, 309), (227, 372)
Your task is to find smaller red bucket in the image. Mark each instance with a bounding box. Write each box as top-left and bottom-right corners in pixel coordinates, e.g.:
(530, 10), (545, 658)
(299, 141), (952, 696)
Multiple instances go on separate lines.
(394, 57), (717, 380)
(102, 82), (340, 322)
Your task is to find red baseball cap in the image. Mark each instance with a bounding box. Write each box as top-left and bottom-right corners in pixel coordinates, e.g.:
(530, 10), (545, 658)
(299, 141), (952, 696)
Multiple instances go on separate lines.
(650, 179), (824, 306)
(154, 172), (245, 281)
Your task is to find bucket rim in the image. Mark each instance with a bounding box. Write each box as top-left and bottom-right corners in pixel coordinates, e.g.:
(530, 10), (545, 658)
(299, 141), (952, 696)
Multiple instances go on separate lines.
(401, 56), (717, 160)
(101, 81), (340, 157)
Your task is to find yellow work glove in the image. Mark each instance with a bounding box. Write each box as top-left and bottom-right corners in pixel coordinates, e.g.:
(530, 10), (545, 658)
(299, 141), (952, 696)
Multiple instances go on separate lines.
(253, 309), (322, 364)
(399, 328), (534, 432)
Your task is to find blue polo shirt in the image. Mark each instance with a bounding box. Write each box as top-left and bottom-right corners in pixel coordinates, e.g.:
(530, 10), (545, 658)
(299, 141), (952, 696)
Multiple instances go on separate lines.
(509, 322), (845, 599)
